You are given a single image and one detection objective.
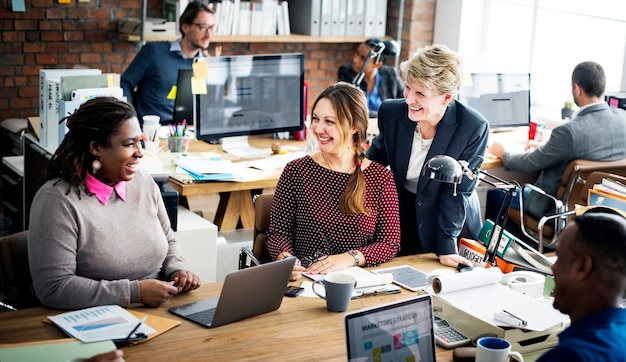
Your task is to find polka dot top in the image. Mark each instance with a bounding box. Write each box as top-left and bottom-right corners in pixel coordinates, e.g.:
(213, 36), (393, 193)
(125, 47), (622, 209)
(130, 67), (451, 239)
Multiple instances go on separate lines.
(267, 155), (401, 267)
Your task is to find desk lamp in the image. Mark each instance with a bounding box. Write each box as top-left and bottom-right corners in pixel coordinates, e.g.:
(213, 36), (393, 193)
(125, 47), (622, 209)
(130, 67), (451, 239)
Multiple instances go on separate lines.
(421, 155), (519, 266)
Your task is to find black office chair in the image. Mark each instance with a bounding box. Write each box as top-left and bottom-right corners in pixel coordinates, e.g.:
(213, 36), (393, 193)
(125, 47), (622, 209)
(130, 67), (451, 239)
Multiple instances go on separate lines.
(0, 230), (41, 310)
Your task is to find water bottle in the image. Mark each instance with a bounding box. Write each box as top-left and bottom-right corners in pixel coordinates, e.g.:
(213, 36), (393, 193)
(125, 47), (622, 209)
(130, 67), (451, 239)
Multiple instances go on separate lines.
(534, 120), (546, 142)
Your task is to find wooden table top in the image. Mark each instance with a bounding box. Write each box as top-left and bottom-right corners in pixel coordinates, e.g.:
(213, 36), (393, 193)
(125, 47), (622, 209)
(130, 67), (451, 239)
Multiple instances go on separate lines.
(0, 254), (455, 362)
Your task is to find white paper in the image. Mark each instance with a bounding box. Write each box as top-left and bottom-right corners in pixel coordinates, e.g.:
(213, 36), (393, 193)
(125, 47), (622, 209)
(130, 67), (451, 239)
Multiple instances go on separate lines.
(304, 266), (393, 288)
(432, 267), (502, 293)
(428, 268), (568, 331)
(303, 267), (399, 298)
(48, 305), (155, 343)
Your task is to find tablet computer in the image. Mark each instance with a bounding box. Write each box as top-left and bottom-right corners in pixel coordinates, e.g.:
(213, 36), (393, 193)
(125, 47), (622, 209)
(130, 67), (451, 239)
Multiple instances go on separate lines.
(372, 265), (429, 292)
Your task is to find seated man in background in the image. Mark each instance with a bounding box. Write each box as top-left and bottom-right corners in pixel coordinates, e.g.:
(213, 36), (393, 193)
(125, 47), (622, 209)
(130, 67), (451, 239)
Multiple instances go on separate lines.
(338, 38), (404, 118)
(537, 210), (626, 361)
(486, 61), (626, 223)
(121, 2), (220, 123)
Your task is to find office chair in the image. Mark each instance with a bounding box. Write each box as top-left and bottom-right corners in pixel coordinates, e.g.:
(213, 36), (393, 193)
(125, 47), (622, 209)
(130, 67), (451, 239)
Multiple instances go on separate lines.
(239, 193), (274, 269)
(535, 171), (626, 252)
(509, 158), (626, 251)
(0, 230), (41, 310)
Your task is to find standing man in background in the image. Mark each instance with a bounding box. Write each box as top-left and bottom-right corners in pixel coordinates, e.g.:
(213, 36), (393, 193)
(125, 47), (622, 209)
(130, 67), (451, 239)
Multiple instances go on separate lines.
(121, 2), (219, 123)
(338, 38), (404, 118)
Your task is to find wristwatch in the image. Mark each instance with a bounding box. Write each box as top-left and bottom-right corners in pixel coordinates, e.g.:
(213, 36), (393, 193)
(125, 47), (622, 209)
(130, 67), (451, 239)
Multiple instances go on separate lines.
(348, 250), (359, 266)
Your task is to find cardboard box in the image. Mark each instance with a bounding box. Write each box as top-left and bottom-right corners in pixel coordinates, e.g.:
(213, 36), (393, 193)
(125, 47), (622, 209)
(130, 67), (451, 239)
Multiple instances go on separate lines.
(118, 17), (177, 37)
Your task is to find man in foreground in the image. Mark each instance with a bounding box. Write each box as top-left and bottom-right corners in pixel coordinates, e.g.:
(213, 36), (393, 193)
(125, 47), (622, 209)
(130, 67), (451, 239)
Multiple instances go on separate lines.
(537, 210), (626, 361)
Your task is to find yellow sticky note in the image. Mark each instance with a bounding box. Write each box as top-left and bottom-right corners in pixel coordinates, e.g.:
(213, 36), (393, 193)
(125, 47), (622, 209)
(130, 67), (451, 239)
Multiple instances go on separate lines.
(192, 59), (209, 79)
(59, 0), (70, 3)
(191, 77), (207, 95)
(167, 86), (177, 100)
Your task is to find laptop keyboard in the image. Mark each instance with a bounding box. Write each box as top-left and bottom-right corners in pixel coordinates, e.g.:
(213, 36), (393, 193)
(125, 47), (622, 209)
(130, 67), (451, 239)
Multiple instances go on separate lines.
(187, 308), (216, 325)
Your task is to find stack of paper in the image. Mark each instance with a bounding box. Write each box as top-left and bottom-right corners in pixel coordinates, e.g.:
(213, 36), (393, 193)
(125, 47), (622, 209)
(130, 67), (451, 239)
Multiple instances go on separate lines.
(588, 178), (626, 213)
(303, 266), (399, 298)
(47, 305), (155, 343)
(428, 268), (568, 331)
(174, 156), (254, 181)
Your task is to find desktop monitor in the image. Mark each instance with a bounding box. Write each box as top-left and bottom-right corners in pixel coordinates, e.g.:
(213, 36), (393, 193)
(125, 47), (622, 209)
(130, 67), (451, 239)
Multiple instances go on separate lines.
(458, 73), (531, 129)
(172, 68), (195, 126)
(193, 53), (305, 143)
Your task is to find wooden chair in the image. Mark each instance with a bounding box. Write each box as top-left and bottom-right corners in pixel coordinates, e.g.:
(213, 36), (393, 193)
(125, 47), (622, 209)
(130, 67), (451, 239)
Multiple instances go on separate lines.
(508, 158), (626, 251)
(239, 193), (274, 269)
(0, 230), (41, 310)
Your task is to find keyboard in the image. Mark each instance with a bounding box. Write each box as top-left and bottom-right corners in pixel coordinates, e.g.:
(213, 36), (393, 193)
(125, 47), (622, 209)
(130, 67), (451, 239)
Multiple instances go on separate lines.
(186, 308), (216, 325)
(249, 151), (309, 171)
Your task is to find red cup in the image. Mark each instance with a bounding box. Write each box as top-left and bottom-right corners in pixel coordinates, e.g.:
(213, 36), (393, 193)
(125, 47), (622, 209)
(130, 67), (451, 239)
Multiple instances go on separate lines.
(528, 121), (537, 140)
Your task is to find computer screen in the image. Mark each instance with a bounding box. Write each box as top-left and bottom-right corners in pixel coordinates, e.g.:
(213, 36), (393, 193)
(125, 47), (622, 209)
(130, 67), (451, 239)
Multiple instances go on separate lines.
(172, 68), (195, 126)
(194, 53), (305, 143)
(458, 73), (531, 128)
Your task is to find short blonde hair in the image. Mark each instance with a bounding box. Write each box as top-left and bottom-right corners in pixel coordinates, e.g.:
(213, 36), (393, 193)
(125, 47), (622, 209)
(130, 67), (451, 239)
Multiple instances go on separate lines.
(399, 44), (462, 97)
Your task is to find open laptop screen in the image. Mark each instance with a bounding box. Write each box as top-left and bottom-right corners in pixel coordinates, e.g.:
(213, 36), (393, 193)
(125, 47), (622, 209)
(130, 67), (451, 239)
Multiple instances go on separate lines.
(344, 295), (436, 362)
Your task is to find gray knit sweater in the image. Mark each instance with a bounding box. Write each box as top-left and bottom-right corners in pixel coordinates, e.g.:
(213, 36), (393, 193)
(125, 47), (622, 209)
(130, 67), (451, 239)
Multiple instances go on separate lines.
(28, 170), (188, 309)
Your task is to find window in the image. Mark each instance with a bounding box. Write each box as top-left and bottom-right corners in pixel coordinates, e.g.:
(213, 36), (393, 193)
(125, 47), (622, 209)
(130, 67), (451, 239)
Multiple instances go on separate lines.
(436, 0), (626, 122)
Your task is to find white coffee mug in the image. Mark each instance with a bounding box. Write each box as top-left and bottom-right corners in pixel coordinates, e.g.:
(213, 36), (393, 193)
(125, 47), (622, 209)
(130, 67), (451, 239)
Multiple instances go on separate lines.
(476, 337), (523, 362)
(142, 115), (161, 143)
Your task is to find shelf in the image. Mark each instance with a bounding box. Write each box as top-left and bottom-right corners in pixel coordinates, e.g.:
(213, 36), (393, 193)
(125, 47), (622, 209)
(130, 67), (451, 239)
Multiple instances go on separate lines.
(118, 33), (377, 43)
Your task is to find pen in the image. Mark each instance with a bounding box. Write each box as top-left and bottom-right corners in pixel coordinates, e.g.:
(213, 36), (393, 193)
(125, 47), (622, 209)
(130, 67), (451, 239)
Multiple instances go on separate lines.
(0, 301), (17, 311)
(121, 316), (147, 345)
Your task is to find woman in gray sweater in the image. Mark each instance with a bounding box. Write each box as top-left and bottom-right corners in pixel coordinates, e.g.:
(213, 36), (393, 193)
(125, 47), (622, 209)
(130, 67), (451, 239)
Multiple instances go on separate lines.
(28, 97), (200, 310)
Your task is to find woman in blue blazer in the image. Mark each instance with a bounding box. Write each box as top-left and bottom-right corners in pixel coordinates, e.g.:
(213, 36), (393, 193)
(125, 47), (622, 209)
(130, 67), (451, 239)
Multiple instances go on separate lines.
(367, 44), (489, 267)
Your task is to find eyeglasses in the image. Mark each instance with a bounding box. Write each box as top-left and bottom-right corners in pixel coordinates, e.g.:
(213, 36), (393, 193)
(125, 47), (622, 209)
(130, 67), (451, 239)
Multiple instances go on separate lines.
(192, 23), (215, 33)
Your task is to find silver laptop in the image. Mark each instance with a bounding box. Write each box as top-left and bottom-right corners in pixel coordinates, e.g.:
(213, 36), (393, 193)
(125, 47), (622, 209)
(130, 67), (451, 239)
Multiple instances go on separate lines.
(344, 294), (436, 361)
(169, 257), (296, 328)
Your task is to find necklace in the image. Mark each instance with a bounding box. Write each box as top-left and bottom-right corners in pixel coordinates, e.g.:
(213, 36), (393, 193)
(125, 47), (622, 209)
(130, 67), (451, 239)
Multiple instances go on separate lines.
(321, 152), (355, 173)
(414, 122), (428, 151)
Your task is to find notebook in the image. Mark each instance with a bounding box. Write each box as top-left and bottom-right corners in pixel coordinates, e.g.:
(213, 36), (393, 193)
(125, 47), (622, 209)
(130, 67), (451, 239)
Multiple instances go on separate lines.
(344, 294), (436, 362)
(169, 257), (296, 328)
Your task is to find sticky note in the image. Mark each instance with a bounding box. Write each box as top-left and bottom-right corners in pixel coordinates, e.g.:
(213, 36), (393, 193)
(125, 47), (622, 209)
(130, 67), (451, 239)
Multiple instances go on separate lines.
(193, 59), (209, 79)
(12, 0), (25, 11)
(167, 86), (177, 100)
(191, 77), (207, 95)
(58, 0), (70, 3)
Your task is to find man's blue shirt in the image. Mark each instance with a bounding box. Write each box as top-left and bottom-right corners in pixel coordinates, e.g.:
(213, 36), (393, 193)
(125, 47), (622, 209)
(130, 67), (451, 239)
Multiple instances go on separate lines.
(537, 308), (626, 361)
(121, 40), (199, 122)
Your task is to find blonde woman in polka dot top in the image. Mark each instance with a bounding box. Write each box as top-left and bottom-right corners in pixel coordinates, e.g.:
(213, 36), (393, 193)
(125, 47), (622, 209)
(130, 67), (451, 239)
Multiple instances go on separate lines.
(267, 82), (401, 281)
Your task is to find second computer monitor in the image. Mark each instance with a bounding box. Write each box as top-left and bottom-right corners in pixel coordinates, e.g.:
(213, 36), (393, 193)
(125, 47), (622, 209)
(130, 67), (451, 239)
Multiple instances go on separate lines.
(173, 68), (195, 126)
(458, 73), (531, 129)
(194, 53), (305, 143)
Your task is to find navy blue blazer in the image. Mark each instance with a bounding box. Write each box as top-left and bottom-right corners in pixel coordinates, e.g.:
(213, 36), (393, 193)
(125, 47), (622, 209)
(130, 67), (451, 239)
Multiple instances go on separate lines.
(367, 99), (489, 255)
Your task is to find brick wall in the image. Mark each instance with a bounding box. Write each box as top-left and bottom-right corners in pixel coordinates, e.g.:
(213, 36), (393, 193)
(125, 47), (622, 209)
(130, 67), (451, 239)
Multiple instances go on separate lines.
(0, 0), (434, 121)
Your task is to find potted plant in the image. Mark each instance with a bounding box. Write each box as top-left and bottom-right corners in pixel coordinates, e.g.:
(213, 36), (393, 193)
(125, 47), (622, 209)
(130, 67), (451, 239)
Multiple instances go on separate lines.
(561, 100), (574, 119)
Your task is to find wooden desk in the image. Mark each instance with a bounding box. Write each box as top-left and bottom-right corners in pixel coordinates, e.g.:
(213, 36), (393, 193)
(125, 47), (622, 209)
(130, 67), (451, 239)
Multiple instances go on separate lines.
(165, 135), (307, 230)
(0, 255), (454, 361)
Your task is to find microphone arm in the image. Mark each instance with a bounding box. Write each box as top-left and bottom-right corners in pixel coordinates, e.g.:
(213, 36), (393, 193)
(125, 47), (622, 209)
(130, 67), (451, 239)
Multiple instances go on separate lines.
(352, 42), (386, 87)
